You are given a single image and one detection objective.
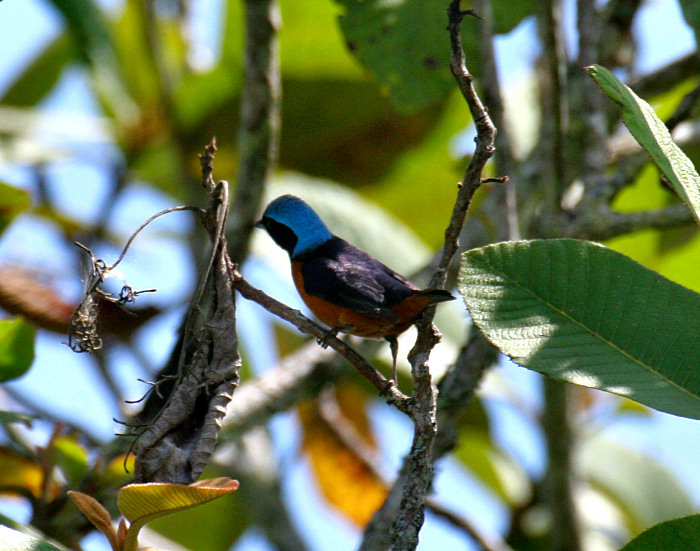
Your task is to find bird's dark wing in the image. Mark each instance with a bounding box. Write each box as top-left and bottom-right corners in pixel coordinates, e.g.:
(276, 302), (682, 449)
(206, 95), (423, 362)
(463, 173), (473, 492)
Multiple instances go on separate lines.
(299, 238), (416, 321)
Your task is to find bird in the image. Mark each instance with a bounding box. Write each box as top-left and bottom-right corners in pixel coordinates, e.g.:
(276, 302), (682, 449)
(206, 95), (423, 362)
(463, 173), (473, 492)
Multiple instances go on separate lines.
(256, 194), (454, 383)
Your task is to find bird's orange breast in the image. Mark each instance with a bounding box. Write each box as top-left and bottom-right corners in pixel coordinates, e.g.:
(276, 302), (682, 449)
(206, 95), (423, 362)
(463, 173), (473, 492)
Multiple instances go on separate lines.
(291, 262), (435, 338)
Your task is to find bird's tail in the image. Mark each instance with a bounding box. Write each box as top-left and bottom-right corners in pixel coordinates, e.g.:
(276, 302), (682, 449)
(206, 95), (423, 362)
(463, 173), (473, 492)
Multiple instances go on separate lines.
(417, 289), (455, 304)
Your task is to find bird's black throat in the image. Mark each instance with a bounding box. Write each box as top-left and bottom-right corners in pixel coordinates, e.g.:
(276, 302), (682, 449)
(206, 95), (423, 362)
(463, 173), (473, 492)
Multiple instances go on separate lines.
(259, 217), (298, 256)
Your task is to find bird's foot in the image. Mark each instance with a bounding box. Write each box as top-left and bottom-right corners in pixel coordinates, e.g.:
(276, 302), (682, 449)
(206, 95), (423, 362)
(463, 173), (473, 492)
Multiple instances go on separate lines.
(317, 326), (351, 348)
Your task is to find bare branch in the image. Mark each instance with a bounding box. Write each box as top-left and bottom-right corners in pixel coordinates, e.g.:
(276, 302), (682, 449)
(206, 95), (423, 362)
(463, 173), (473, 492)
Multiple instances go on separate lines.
(537, 0), (569, 205)
(628, 53), (700, 100)
(426, 501), (514, 551)
(541, 381), (581, 551)
(228, 0), (281, 264)
(220, 341), (346, 436)
(473, 0), (519, 240)
(576, 0), (610, 203)
(358, 4), (497, 550)
(565, 203), (695, 241)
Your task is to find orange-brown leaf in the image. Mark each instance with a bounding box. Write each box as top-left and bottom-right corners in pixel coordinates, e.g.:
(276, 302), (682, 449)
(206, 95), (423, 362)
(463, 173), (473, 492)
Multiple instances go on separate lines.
(0, 266), (160, 338)
(68, 491), (120, 551)
(0, 267), (74, 333)
(298, 388), (387, 526)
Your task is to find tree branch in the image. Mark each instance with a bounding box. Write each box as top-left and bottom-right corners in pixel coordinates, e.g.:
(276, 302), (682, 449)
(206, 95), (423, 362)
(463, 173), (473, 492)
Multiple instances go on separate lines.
(628, 53), (700, 100)
(473, 0), (519, 240)
(576, 0), (610, 203)
(541, 381), (581, 551)
(359, 4), (497, 549)
(220, 341), (346, 436)
(537, 0), (568, 206)
(228, 0), (281, 264)
(433, 330), (497, 460)
(565, 203), (695, 241)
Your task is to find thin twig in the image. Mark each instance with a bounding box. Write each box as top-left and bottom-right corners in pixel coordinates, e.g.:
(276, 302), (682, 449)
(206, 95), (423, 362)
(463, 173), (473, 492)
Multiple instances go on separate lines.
(426, 501), (514, 551)
(109, 205), (203, 272)
(438, 1), (497, 288)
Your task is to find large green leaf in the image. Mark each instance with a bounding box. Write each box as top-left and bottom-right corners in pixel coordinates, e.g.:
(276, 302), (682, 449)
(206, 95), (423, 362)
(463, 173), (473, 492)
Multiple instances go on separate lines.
(0, 525), (68, 551)
(579, 435), (696, 535)
(0, 35), (74, 107)
(335, 0), (475, 112)
(458, 239), (700, 419)
(334, 0), (534, 112)
(585, 64), (700, 223)
(0, 318), (36, 383)
(620, 515), (700, 551)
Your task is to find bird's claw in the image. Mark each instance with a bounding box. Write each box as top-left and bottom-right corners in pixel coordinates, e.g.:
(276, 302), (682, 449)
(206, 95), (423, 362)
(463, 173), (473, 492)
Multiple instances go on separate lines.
(317, 327), (342, 348)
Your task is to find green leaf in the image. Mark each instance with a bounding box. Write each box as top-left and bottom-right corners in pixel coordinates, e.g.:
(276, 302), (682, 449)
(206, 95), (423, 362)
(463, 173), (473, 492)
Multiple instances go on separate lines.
(148, 484), (248, 551)
(0, 318), (36, 383)
(0, 183), (31, 236)
(335, 0), (467, 112)
(46, 0), (114, 65)
(334, 0), (533, 112)
(678, 0), (700, 48)
(458, 239), (700, 419)
(47, 0), (136, 121)
(491, 0), (536, 34)
(0, 411), (34, 428)
(118, 478), (239, 550)
(579, 435), (695, 535)
(454, 430), (531, 506)
(49, 438), (89, 487)
(585, 64), (700, 223)
(0, 525), (68, 551)
(620, 515), (700, 551)
(0, 35), (74, 107)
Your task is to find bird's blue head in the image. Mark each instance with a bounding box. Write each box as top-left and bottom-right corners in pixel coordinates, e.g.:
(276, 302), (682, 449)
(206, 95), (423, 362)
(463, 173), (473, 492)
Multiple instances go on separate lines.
(257, 195), (333, 258)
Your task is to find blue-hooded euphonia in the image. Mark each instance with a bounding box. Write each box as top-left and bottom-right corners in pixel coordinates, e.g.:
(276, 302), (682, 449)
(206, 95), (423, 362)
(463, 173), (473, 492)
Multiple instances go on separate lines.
(257, 194), (454, 382)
